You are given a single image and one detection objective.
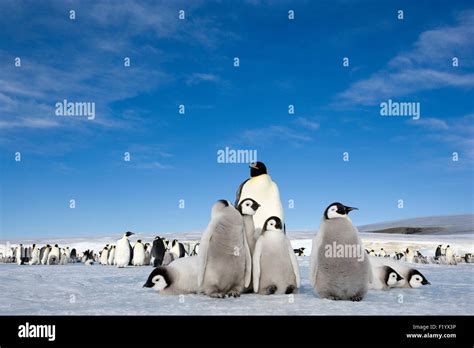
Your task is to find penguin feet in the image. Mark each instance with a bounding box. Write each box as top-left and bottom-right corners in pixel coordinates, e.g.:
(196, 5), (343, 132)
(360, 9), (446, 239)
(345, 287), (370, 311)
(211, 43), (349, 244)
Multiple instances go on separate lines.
(285, 285), (296, 294)
(226, 290), (241, 298)
(350, 295), (363, 302)
(265, 285), (277, 295)
(209, 292), (226, 299)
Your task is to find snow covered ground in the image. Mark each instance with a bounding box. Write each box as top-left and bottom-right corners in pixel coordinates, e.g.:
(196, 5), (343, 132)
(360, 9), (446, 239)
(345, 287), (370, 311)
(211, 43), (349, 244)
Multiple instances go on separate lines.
(1, 214), (473, 315)
(0, 257), (472, 315)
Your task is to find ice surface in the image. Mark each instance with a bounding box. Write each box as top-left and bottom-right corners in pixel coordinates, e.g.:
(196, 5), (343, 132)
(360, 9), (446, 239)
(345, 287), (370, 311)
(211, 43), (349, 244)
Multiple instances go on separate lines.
(1, 214), (472, 315)
(0, 255), (472, 315)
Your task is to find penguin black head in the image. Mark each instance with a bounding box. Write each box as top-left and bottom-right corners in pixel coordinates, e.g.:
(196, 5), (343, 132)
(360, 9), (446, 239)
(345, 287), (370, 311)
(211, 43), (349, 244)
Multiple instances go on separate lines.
(407, 269), (430, 288)
(137, 240), (142, 243)
(125, 231), (134, 237)
(262, 216), (283, 232)
(143, 267), (171, 291)
(54, 244), (58, 247)
(237, 198), (261, 216)
(383, 266), (404, 286)
(249, 161), (267, 177)
(324, 202), (358, 220)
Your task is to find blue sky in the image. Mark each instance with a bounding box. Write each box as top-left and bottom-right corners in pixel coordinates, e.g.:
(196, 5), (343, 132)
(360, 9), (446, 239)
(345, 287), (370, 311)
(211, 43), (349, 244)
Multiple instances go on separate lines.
(1, 0), (473, 238)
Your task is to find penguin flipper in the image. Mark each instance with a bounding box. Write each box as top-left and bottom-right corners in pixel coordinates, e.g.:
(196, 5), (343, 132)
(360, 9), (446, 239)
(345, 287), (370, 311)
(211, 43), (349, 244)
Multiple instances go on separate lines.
(197, 220), (215, 288)
(234, 178), (250, 207)
(243, 228), (252, 288)
(252, 237), (263, 292)
(286, 239), (300, 287)
(309, 230), (323, 287)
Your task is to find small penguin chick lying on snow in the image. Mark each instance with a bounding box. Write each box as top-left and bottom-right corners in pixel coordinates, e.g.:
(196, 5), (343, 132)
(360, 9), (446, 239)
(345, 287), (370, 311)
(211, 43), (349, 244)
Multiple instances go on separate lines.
(143, 256), (199, 295)
(368, 265), (404, 290)
(369, 256), (430, 288)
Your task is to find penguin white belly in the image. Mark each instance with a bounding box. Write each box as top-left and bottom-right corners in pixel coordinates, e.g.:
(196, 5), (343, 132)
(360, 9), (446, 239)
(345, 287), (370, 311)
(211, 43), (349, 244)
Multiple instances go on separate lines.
(16, 247), (23, 265)
(108, 249), (115, 265)
(115, 239), (131, 267)
(48, 248), (60, 265)
(100, 250), (109, 265)
(41, 249), (50, 265)
(238, 175), (284, 230)
(133, 245), (145, 266)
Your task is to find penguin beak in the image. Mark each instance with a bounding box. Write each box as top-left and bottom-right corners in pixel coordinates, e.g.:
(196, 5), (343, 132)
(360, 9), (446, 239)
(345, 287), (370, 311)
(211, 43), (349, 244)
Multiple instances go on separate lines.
(249, 163), (258, 169)
(345, 206), (358, 214)
(397, 274), (404, 281)
(143, 281), (153, 288)
(422, 279), (430, 285)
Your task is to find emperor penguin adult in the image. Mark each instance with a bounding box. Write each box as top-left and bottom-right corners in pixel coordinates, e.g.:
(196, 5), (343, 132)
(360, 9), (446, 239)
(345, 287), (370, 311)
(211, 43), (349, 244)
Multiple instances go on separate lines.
(405, 247), (415, 263)
(48, 244), (61, 265)
(235, 161), (284, 233)
(40, 245), (51, 265)
(445, 245), (456, 265)
(132, 240), (146, 266)
(107, 245), (116, 265)
(198, 200), (252, 298)
(15, 244), (24, 265)
(116, 231), (134, 268)
(310, 202), (372, 301)
(29, 244), (40, 265)
(100, 245), (109, 265)
(253, 216), (300, 295)
(151, 236), (167, 267)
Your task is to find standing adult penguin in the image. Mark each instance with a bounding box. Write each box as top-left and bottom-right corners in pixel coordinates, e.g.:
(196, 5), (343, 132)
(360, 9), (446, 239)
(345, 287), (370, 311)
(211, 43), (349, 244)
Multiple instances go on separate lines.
(170, 240), (183, 259)
(435, 245), (442, 259)
(107, 245), (116, 265)
(48, 244), (61, 265)
(144, 243), (151, 265)
(40, 245), (51, 265)
(100, 245), (109, 265)
(445, 245), (456, 265)
(151, 236), (167, 267)
(15, 244), (24, 265)
(253, 216), (300, 295)
(198, 200), (251, 298)
(310, 202), (372, 301)
(235, 161), (284, 233)
(116, 231), (134, 268)
(29, 244), (40, 265)
(132, 240), (146, 266)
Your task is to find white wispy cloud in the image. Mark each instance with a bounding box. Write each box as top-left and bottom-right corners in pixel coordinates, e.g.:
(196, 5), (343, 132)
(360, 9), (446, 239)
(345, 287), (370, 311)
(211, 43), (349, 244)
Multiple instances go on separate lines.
(186, 73), (220, 86)
(410, 115), (474, 160)
(338, 10), (474, 105)
(294, 117), (320, 130)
